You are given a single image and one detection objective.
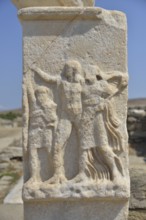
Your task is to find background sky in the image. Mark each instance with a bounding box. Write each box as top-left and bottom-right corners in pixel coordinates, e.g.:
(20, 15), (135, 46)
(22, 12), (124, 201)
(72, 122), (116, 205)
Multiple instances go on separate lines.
(0, 0), (146, 110)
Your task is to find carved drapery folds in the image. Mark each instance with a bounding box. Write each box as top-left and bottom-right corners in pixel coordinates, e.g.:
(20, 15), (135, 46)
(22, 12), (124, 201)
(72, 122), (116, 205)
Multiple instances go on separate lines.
(12, 1), (129, 218)
(23, 59), (128, 200)
(11, 4), (129, 202)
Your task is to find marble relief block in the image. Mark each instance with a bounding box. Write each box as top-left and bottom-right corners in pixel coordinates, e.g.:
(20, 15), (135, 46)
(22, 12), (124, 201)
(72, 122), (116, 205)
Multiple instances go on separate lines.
(12, 1), (130, 219)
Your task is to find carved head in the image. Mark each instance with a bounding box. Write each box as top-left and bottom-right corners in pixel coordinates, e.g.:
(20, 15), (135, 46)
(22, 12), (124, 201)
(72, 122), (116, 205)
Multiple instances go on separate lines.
(35, 87), (53, 105)
(84, 65), (103, 85)
(63, 60), (83, 83)
(120, 75), (129, 88)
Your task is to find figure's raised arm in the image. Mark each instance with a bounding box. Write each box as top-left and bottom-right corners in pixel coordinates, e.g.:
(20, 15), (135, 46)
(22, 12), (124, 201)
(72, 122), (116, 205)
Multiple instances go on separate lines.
(106, 71), (128, 88)
(103, 71), (128, 98)
(31, 65), (60, 84)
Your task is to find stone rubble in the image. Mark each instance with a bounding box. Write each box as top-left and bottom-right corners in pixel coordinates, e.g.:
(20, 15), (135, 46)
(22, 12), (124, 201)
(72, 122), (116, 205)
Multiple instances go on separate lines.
(0, 138), (22, 172)
(0, 126), (22, 202)
(4, 177), (23, 204)
(127, 106), (146, 143)
(0, 176), (14, 202)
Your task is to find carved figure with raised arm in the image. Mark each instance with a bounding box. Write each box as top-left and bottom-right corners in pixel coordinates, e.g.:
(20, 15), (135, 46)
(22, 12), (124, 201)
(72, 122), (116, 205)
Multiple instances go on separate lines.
(31, 60), (84, 184)
(72, 65), (128, 184)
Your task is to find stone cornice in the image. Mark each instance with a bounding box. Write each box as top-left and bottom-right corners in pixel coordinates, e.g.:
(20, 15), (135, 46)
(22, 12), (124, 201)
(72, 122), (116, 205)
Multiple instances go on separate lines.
(12, 0), (95, 9)
(18, 7), (101, 21)
(17, 7), (126, 26)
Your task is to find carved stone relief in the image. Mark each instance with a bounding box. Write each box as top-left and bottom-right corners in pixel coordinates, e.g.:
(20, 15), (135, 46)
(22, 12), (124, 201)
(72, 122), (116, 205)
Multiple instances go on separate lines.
(23, 59), (128, 200)
(12, 2), (129, 219)
(15, 6), (130, 205)
(23, 71), (58, 184)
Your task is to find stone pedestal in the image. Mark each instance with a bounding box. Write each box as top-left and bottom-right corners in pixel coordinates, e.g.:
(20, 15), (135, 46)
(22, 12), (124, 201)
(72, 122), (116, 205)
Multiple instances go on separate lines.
(24, 201), (129, 220)
(12, 1), (130, 220)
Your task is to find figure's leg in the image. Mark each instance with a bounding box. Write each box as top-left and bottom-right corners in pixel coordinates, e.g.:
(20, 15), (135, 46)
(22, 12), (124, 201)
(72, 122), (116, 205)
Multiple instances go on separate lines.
(96, 112), (124, 182)
(27, 148), (41, 183)
(25, 129), (42, 187)
(70, 148), (92, 183)
(44, 127), (53, 153)
(47, 118), (72, 184)
(98, 145), (123, 183)
(71, 116), (95, 183)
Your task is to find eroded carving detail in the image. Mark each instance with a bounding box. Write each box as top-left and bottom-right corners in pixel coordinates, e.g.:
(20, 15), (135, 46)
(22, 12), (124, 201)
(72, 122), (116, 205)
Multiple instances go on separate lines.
(23, 72), (57, 186)
(73, 66), (128, 184)
(30, 60), (84, 184)
(23, 61), (128, 197)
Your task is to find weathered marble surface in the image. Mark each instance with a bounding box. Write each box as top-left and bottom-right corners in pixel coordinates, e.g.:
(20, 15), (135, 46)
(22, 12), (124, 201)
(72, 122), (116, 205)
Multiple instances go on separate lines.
(12, 1), (129, 219)
(20, 8), (129, 200)
(24, 201), (129, 220)
(12, 0), (95, 9)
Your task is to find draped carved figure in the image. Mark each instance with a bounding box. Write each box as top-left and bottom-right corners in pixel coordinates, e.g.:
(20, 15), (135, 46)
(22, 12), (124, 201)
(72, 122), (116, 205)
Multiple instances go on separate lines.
(13, 1), (129, 217)
(24, 62), (128, 188)
(23, 72), (57, 186)
(72, 65), (128, 184)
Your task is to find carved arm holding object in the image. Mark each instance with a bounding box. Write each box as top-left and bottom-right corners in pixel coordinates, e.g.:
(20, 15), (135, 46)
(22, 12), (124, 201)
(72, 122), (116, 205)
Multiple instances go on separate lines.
(31, 65), (61, 84)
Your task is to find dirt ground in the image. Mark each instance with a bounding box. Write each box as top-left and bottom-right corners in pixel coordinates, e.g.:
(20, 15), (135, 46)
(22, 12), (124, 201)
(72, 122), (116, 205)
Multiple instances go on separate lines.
(0, 127), (21, 153)
(0, 126), (22, 203)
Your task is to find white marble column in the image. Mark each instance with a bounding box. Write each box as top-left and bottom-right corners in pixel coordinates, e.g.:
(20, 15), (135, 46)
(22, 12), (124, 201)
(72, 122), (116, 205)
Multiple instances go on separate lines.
(12, 1), (130, 219)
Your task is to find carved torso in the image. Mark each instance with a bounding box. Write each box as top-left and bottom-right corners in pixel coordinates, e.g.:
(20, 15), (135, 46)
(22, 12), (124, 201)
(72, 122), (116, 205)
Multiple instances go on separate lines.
(61, 81), (82, 118)
(82, 80), (114, 108)
(82, 83), (102, 107)
(30, 101), (57, 128)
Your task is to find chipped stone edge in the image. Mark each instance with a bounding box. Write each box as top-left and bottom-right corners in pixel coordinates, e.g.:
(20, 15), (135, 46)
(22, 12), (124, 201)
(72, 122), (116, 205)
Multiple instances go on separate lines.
(17, 7), (126, 29)
(23, 192), (130, 203)
(22, 182), (130, 202)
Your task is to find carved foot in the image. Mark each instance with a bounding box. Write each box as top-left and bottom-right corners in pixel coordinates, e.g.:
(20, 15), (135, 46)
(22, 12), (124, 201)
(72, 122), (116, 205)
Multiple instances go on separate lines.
(112, 175), (125, 186)
(24, 177), (41, 188)
(70, 172), (90, 184)
(46, 174), (67, 184)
